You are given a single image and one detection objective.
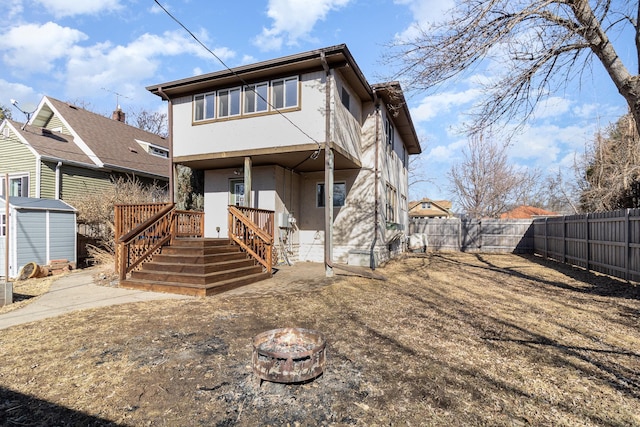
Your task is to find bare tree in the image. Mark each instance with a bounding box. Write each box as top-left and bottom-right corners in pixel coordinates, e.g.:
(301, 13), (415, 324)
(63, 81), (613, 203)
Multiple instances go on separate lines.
(130, 109), (168, 138)
(579, 113), (640, 211)
(386, 1), (640, 134)
(449, 133), (532, 218)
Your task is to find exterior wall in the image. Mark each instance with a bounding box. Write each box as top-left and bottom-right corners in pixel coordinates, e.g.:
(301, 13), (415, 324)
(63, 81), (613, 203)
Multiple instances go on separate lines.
(172, 71), (328, 159)
(1, 204), (76, 278)
(332, 72), (363, 160)
(47, 210), (78, 263)
(0, 127), (37, 197)
(203, 166), (279, 238)
(59, 164), (112, 201)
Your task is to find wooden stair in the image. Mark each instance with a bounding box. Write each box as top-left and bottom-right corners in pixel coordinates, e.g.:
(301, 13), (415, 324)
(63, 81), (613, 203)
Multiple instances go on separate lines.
(119, 238), (271, 296)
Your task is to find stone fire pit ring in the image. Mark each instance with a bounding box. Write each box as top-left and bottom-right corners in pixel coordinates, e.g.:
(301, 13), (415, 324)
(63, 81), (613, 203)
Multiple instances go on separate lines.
(252, 328), (326, 384)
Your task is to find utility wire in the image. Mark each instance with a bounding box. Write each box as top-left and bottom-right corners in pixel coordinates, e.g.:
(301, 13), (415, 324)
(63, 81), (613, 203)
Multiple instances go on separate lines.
(153, 0), (321, 157)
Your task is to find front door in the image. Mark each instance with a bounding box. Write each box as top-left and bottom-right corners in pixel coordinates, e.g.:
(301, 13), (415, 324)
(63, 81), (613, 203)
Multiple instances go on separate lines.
(230, 179), (244, 206)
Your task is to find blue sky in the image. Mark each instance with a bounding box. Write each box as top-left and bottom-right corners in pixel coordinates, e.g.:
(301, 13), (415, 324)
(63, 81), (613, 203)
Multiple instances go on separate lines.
(1, 0), (633, 203)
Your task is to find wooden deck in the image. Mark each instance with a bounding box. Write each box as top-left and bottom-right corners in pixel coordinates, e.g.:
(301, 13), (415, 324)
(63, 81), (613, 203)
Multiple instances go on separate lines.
(119, 238), (270, 297)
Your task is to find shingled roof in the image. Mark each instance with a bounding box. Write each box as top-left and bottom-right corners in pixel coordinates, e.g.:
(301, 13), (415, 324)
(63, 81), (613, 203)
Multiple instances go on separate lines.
(25, 96), (169, 179)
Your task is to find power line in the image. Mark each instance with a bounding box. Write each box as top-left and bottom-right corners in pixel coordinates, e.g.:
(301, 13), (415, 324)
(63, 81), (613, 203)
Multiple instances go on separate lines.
(153, 0), (321, 157)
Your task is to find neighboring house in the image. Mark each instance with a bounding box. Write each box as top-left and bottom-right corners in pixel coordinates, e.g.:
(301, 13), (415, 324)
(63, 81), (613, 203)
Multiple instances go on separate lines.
(0, 196), (77, 278)
(409, 198), (454, 219)
(0, 96), (170, 201)
(500, 205), (558, 219)
(147, 44), (421, 267)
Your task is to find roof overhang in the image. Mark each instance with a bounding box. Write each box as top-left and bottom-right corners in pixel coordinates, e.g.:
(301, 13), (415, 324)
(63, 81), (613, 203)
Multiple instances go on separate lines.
(147, 44), (374, 102)
(373, 82), (422, 155)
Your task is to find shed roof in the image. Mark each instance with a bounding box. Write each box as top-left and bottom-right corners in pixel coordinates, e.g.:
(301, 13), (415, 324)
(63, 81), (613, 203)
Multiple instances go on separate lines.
(0, 196), (76, 212)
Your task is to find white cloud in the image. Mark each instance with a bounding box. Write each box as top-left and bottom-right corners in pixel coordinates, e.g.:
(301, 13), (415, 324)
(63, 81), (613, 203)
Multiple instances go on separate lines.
(0, 22), (88, 74)
(0, 79), (39, 111)
(33, 0), (124, 17)
(394, 0), (455, 40)
(64, 31), (235, 99)
(411, 88), (482, 122)
(531, 96), (572, 120)
(253, 0), (353, 51)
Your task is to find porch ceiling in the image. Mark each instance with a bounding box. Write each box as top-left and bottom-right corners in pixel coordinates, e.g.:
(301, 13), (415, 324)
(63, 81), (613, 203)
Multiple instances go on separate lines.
(174, 147), (361, 173)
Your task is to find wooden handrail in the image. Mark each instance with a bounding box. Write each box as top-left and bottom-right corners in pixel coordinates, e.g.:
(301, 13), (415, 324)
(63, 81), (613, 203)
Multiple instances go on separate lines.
(115, 203), (204, 280)
(228, 205), (274, 273)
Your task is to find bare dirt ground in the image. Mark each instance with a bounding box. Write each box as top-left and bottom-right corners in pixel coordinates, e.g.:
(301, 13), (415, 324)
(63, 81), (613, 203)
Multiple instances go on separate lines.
(1, 252), (639, 426)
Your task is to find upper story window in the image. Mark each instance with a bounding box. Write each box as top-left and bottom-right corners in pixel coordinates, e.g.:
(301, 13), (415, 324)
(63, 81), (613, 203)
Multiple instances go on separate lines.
(422, 201), (432, 209)
(0, 174), (29, 197)
(244, 82), (269, 114)
(341, 87), (350, 110)
(193, 76), (299, 123)
(194, 92), (215, 121)
(272, 77), (298, 109)
(385, 118), (395, 150)
(386, 183), (397, 223)
(149, 146), (169, 158)
(218, 87), (241, 118)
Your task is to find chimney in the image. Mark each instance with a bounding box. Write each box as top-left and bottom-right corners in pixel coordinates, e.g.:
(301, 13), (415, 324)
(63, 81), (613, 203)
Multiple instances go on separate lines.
(112, 105), (126, 123)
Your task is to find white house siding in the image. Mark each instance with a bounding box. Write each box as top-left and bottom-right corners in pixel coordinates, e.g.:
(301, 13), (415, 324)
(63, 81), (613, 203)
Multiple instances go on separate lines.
(172, 71), (328, 159)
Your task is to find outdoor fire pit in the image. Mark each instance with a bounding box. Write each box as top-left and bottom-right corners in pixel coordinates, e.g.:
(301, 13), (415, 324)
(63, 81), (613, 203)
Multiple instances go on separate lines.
(252, 328), (326, 384)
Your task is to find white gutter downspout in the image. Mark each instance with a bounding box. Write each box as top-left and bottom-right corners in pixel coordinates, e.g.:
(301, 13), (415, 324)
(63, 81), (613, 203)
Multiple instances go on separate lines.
(55, 161), (62, 199)
(321, 51), (334, 278)
(35, 155), (42, 198)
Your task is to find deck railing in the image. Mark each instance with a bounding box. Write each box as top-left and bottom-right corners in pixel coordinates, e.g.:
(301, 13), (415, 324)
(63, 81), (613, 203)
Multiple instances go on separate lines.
(228, 206), (274, 273)
(115, 203), (204, 280)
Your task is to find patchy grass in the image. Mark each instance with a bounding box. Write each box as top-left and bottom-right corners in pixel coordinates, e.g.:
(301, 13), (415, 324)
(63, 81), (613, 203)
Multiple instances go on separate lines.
(0, 253), (639, 426)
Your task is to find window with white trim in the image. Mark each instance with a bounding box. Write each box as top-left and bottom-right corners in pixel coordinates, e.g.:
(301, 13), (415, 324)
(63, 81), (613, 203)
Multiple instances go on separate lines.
(272, 77), (298, 109)
(244, 82), (269, 114)
(316, 182), (346, 208)
(0, 214), (5, 236)
(0, 174), (29, 197)
(194, 92), (215, 121)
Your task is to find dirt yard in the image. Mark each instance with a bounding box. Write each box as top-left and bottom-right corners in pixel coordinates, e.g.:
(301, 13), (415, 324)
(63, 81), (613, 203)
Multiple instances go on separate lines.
(1, 253), (639, 426)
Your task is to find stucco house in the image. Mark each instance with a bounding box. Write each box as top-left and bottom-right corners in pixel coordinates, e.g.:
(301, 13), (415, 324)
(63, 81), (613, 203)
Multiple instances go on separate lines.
(147, 44), (421, 269)
(0, 96), (170, 201)
(409, 198), (454, 219)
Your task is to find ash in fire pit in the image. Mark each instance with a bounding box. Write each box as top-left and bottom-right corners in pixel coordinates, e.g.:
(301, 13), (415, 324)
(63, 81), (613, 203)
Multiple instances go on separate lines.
(252, 328), (326, 384)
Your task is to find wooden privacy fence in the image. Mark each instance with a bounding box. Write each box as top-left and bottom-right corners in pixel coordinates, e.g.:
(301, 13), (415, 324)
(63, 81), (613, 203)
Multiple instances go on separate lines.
(409, 218), (534, 253)
(533, 209), (640, 282)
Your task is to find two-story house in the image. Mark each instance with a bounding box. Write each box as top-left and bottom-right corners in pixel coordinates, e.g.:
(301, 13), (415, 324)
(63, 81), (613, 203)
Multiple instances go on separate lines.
(147, 44), (420, 270)
(0, 96), (170, 201)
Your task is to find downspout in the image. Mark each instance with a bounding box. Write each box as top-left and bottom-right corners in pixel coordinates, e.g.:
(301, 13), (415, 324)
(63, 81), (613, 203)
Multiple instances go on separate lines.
(370, 100), (380, 270)
(156, 87), (174, 204)
(55, 161), (62, 199)
(35, 155), (42, 198)
(321, 52), (334, 277)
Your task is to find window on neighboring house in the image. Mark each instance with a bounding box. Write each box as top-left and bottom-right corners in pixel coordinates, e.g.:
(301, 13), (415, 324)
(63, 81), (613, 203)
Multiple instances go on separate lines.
(317, 182), (346, 208)
(272, 77), (299, 109)
(244, 82), (269, 114)
(0, 214), (5, 236)
(0, 174), (29, 197)
(386, 183), (397, 223)
(218, 87), (241, 118)
(421, 202), (432, 209)
(384, 118), (395, 150)
(341, 87), (350, 110)
(149, 146), (169, 158)
(194, 92), (215, 121)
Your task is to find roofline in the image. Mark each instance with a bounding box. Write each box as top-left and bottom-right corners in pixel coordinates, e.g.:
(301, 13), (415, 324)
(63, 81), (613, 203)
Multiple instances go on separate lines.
(147, 44), (374, 101)
(372, 81), (421, 155)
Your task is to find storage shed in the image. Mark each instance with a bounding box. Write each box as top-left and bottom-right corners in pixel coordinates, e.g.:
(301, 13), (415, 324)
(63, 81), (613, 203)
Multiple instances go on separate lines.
(0, 196), (77, 279)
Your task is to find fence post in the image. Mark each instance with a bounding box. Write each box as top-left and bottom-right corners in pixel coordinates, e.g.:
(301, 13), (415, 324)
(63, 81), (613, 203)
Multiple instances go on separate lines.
(544, 217), (548, 259)
(626, 209), (630, 281)
(585, 213), (590, 273)
(562, 216), (566, 264)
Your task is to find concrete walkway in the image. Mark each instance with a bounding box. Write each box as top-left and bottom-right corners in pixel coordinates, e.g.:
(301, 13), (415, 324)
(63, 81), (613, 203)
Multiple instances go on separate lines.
(0, 269), (190, 330)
